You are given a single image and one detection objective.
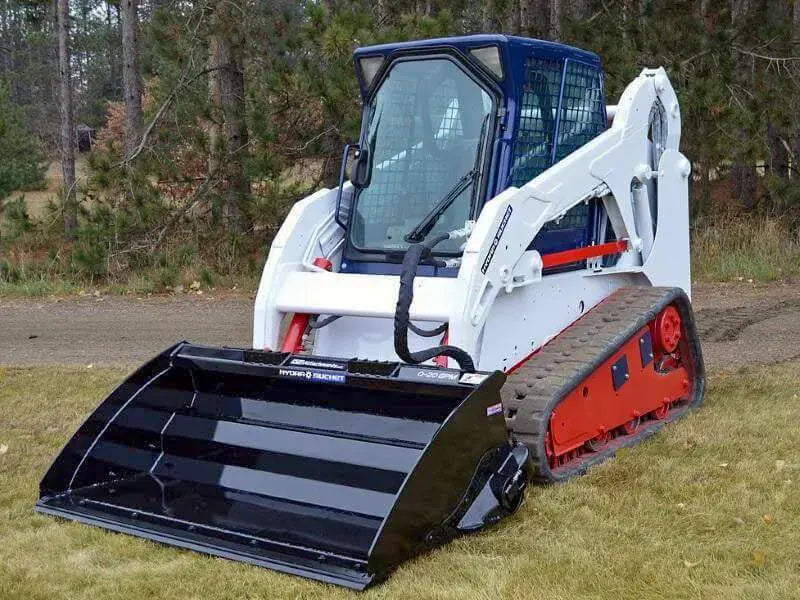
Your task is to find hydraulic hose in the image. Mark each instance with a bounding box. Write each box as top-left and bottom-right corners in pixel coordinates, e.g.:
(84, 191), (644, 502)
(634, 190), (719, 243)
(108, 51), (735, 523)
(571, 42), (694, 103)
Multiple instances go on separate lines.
(393, 233), (476, 372)
(408, 321), (447, 337)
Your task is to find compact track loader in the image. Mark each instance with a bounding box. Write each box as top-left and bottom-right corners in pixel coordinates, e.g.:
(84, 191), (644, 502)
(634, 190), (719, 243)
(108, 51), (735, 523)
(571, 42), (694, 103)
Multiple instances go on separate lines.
(37, 35), (705, 589)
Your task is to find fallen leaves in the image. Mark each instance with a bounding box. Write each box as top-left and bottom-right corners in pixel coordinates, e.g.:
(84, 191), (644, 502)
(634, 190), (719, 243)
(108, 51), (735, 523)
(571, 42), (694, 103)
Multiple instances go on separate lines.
(762, 514), (774, 525)
(775, 460), (786, 472)
(0, 444), (7, 455)
(732, 517), (745, 526)
(752, 550), (767, 567)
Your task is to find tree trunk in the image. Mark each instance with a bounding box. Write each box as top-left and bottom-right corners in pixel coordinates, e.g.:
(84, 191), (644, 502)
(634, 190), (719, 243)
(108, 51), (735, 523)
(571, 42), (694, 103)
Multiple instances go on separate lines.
(56, 0), (77, 239)
(519, 0), (533, 35)
(77, 0), (88, 101)
(0, 1), (11, 78)
(506, 0), (520, 33)
(567, 0), (590, 20)
(729, 0), (757, 207)
(221, 49), (249, 234)
(549, 0), (562, 40)
(120, 0), (142, 160)
(208, 33), (222, 177)
(376, 0), (388, 25)
(699, 160), (711, 218)
(731, 162), (758, 210)
(793, 0), (800, 176)
(209, 3), (249, 234)
(482, 0), (494, 30)
(767, 120), (789, 178)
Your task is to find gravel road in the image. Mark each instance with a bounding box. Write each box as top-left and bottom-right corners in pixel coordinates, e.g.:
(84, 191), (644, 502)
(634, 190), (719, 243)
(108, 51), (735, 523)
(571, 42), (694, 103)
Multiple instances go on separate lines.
(2, 281), (799, 370)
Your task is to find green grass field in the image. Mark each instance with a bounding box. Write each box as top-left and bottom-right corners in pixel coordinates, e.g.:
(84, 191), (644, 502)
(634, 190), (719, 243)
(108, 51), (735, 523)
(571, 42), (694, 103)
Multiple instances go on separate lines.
(1, 364), (799, 600)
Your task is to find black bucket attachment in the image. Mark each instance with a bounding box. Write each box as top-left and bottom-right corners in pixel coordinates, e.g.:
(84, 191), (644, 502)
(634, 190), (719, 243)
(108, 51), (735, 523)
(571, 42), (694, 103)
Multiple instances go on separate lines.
(36, 343), (530, 589)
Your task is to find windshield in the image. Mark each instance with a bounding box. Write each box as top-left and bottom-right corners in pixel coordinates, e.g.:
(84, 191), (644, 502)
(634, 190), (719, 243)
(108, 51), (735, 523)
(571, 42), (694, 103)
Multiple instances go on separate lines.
(350, 58), (493, 253)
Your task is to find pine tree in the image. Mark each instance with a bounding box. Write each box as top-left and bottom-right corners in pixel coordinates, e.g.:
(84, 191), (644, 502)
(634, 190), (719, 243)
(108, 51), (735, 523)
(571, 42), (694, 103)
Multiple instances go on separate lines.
(56, 0), (77, 239)
(0, 83), (45, 199)
(121, 0), (142, 160)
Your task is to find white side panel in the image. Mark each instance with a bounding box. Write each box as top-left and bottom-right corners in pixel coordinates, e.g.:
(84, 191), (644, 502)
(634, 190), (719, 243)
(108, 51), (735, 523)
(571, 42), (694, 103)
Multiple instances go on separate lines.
(314, 317), (446, 362)
(478, 271), (640, 371)
(275, 272), (456, 321)
(252, 186), (348, 349)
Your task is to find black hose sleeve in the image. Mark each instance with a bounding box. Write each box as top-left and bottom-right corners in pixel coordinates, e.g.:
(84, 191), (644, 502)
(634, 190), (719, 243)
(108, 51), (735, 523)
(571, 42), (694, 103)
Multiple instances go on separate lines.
(308, 315), (341, 329)
(393, 240), (476, 372)
(408, 321), (448, 337)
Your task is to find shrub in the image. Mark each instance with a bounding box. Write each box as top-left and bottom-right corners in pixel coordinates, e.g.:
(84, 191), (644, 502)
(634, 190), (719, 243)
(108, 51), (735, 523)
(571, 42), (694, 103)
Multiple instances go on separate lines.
(692, 213), (800, 282)
(0, 83), (46, 199)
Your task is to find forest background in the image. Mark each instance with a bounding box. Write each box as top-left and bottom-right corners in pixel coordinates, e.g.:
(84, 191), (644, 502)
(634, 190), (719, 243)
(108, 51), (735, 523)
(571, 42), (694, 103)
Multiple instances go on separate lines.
(0, 0), (797, 294)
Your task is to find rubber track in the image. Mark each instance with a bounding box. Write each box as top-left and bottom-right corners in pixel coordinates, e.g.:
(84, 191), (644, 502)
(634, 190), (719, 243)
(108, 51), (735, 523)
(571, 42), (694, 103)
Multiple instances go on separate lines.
(501, 286), (706, 483)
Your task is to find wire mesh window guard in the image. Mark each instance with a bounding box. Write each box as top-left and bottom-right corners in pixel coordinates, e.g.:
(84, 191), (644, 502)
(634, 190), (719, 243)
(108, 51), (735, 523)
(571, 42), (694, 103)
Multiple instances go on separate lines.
(513, 58), (605, 241)
(350, 58), (492, 253)
(511, 56), (562, 188)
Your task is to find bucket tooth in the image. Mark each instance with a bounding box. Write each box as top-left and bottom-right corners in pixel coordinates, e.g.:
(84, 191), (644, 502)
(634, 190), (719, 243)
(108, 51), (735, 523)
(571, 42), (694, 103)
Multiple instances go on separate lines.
(37, 343), (530, 589)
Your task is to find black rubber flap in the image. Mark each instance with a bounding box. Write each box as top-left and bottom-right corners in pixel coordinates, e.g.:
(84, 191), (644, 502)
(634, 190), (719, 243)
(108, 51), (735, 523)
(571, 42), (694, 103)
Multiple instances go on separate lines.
(36, 343), (504, 589)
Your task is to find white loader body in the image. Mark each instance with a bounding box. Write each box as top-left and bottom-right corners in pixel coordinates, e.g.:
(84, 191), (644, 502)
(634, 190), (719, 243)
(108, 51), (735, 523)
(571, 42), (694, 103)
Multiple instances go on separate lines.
(253, 68), (691, 372)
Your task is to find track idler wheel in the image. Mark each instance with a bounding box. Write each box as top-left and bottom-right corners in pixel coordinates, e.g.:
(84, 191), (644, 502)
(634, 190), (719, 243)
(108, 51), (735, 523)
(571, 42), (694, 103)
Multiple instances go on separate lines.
(653, 305), (682, 353)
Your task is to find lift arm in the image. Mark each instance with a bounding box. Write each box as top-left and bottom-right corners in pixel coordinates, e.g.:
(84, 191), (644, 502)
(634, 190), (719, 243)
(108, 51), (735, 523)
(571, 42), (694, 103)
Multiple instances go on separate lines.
(447, 68), (692, 361)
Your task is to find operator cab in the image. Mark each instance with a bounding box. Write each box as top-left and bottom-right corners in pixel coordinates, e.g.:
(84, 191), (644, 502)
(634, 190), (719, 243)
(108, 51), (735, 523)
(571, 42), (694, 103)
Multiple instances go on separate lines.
(337, 34), (608, 275)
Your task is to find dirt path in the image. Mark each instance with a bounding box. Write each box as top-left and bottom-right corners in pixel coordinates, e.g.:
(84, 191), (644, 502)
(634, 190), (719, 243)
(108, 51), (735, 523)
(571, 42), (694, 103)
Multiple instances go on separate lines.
(0, 294), (253, 366)
(1, 281), (799, 369)
(691, 280), (800, 370)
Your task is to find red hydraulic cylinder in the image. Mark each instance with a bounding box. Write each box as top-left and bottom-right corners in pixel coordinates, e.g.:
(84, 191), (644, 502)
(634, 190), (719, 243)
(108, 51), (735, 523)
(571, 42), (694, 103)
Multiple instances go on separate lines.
(279, 257), (334, 354)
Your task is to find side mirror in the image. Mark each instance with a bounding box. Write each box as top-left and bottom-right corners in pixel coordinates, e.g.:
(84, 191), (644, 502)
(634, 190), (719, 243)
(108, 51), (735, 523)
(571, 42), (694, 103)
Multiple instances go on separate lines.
(351, 147), (371, 189)
(335, 143), (359, 229)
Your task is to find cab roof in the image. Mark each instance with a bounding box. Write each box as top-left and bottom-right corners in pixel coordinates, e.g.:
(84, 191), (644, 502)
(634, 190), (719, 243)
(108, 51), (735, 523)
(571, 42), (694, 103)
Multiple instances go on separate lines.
(352, 34), (602, 100)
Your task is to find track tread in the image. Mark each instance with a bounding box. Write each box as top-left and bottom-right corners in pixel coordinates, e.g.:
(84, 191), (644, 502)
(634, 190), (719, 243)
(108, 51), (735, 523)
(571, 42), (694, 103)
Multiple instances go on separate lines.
(501, 286), (705, 483)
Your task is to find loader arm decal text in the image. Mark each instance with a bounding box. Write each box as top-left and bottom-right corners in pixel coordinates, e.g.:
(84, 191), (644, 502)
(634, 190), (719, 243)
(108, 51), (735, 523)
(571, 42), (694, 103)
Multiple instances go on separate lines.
(481, 205), (512, 274)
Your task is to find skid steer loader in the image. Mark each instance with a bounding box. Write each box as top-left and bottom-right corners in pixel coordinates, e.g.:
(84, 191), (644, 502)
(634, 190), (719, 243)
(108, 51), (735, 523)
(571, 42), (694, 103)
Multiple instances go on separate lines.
(37, 34), (705, 589)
